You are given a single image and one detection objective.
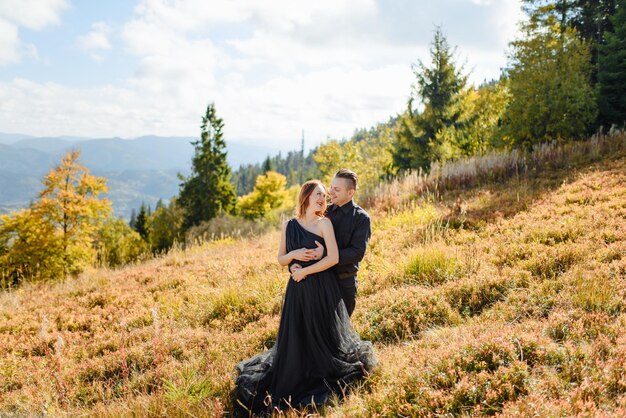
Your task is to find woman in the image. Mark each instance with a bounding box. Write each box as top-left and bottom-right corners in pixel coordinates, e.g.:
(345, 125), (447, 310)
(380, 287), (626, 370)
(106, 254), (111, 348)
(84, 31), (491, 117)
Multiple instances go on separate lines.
(234, 180), (376, 414)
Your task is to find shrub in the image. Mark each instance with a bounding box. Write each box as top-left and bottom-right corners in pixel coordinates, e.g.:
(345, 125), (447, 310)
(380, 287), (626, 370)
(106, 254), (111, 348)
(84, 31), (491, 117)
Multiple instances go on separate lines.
(237, 171), (290, 220)
(354, 287), (461, 343)
(95, 217), (150, 267)
(524, 222), (582, 245)
(401, 247), (459, 286)
(442, 274), (515, 317)
(371, 336), (545, 416)
(522, 245), (582, 279)
(147, 198), (184, 253)
(545, 310), (620, 344)
(201, 289), (269, 332)
(495, 278), (563, 321)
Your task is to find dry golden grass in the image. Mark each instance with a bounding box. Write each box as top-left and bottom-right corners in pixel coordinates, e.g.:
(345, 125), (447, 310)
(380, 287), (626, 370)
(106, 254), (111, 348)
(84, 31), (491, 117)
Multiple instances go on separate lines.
(1, 137), (625, 416)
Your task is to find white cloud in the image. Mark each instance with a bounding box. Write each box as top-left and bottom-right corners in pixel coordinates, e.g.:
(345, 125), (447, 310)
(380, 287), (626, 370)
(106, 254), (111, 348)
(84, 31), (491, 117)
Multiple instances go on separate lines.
(114, 0), (417, 146)
(0, 78), (196, 138)
(121, 18), (225, 108)
(0, 0), (68, 66)
(0, 0), (526, 151)
(0, 0), (68, 30)
(218, 64), (414, 143)
(128, 0), (377, 33)
(0, 18), (19, 65)
(77, 22), (112, 62)
(0, 65), (412, 147)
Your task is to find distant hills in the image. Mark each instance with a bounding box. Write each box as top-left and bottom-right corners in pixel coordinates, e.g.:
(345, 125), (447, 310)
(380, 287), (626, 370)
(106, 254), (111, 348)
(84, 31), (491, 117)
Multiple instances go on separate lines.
(0, 133), (280, 218)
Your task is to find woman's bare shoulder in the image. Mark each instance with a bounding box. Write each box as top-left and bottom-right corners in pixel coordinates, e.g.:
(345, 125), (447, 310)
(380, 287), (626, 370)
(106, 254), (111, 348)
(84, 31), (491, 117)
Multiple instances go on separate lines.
(319, 217), (333, 228)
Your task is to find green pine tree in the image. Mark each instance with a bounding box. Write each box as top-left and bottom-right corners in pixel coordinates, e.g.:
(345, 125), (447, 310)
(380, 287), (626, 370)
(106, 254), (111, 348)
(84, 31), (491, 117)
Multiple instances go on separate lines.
(597, 0), (626, 128)
(133, 202), (149, 241)
(178, 103), (236, 230)
(262, 156), (273, 173)
(571, 0), (617, 85)
(393, 27), (469, 172)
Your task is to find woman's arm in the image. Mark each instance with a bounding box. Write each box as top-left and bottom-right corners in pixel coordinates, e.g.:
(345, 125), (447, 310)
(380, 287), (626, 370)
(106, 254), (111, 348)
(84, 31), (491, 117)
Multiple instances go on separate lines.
(277, 221), (316, 266)
(293, 219), (338, 280)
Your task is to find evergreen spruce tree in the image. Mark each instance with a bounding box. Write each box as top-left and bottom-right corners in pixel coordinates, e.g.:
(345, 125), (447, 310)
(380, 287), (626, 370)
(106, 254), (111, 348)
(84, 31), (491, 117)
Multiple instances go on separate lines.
(262, 156), (273, 173)
(571, 0), (617, 84)
(522, 1), (616, 82)
(597, 0), (626, 128)
(393, 27), (469, 172)
(133, 202), (149, 241)
(178, 103), (236, 230)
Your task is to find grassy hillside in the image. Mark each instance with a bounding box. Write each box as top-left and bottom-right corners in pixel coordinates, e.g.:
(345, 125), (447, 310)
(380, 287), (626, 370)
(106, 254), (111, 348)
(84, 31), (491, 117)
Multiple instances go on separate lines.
(0, 136), (625, 416)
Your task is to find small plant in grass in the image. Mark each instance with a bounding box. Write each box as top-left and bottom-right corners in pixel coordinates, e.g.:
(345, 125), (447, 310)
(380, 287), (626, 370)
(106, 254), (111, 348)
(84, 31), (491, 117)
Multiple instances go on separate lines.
(151, 306), (165, 393)
(402, 247), (459, 286)
(163, 366), (215, 403)
(38, 316), (68, 408)
(202, 289), (268, 331)
(421, 217), (451, 244)
(570, 267), (622, 314)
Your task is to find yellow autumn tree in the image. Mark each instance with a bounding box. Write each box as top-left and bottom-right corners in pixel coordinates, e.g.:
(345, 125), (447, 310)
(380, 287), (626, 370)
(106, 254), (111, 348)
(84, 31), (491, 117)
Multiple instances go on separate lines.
(237, 171), (289, 220)
(0, 150), (111, 286)
(34, 150), (111, 277)
(314, 122), (396, 200)
(0, 208), (64, 286)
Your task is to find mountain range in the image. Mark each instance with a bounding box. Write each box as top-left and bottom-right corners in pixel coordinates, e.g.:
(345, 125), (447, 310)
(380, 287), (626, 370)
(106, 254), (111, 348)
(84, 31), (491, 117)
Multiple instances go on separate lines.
(0, 133), (280, 218)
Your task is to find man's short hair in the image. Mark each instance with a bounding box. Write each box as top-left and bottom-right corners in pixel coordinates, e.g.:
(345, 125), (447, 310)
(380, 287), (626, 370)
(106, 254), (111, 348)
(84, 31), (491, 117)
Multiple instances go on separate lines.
(334, 168), (357, 190)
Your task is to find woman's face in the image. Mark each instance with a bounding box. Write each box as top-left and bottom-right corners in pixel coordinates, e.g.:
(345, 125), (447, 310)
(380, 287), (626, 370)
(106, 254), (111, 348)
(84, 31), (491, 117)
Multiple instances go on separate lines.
(308, 184), (327, 213)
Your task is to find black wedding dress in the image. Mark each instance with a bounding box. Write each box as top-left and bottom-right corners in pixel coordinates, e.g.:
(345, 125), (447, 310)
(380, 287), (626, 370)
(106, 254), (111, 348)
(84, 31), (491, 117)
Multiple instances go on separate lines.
(234, 218), (377, 415)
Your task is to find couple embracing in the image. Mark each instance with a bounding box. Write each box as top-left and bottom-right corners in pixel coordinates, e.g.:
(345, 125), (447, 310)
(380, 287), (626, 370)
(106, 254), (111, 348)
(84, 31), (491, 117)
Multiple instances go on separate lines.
(234, 169), (377, 414)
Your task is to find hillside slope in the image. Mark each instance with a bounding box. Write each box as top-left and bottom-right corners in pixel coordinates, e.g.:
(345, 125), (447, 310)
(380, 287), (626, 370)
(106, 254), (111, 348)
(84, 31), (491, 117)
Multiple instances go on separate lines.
(0, 149), (625, 416)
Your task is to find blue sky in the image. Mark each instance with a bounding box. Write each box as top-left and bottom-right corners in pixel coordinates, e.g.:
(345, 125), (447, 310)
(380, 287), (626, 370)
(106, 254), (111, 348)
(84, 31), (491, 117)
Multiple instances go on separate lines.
(0, 0), (524, 151)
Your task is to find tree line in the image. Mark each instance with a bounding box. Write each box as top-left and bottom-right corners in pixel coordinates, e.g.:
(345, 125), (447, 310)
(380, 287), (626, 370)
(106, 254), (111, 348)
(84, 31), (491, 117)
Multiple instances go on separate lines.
(394, 0), (625, 173)
(232, 150), (320, 196)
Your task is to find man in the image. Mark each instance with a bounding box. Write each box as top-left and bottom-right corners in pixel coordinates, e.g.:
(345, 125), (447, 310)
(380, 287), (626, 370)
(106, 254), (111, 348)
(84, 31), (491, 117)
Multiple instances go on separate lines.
(290, 168), (371, 316)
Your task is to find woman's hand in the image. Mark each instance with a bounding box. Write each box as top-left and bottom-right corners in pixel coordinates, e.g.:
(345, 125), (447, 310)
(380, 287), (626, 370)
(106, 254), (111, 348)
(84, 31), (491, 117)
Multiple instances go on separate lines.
(291, 247), (316, 262)
(291, 268), (307, 282)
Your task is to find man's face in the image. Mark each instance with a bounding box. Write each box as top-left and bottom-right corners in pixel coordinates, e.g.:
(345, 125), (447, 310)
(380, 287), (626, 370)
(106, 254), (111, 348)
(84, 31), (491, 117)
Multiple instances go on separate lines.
(329, 177), (354, 206)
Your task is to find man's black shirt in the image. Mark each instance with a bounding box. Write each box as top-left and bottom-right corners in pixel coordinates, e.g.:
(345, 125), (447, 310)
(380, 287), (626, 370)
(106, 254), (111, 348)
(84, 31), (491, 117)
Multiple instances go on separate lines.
(325, 200), (371, 277)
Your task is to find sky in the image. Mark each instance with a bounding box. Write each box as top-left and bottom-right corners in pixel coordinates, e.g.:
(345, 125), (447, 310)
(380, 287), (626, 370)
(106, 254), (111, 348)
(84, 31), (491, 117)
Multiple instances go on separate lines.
(0, 0), (525, 152)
